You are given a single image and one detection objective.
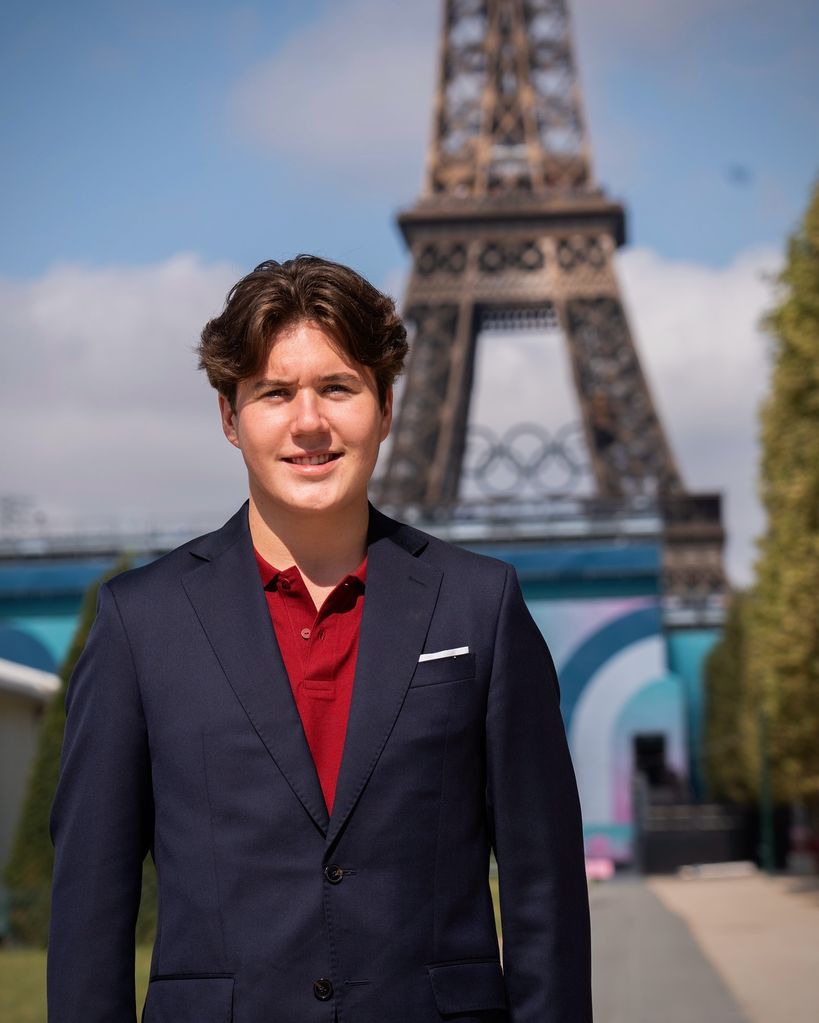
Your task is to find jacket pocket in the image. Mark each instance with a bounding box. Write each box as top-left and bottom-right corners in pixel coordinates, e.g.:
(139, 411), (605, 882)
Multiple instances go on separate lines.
(427, 959), (507, 1015)
(410, 652), (476, 688)
(142, 975), (234, 1023)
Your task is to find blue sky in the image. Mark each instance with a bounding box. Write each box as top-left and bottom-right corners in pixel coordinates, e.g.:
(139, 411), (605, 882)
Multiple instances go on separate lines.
(3, 0), (817, 278)
(1, 0), (818, 583)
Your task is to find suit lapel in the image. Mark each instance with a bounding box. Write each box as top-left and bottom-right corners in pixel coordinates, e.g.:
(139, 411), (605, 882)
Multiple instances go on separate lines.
(182, 506), (330, 835)
(326, 517), (442, 849)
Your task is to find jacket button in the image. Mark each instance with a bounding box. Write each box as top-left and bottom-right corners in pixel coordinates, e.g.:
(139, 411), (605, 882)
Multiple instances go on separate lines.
(313, 978), (333, 1001)
(324, 863), (344, 884)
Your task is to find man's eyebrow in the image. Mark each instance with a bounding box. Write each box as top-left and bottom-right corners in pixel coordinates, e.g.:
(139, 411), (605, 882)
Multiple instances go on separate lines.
(319, 372), (363, 386)
(251, 378), (292, 393)
(251, 372), (363, 393)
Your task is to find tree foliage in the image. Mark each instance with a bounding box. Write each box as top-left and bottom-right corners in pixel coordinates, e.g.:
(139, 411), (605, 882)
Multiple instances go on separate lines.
(749, 178), (819, 803)
(704, 179), (819, 810)
(3, 557), (157, 945)
(703, 591), (755, 801)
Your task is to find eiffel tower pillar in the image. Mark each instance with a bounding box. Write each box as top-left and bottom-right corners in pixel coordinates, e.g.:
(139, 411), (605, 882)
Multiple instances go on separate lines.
(376, 0), (726, 609)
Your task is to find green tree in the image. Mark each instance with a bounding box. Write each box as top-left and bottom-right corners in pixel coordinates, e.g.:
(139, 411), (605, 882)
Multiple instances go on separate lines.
(4, 557), (156, 945)
(750, 178), (819, 805)
(703, 591), (756, 802)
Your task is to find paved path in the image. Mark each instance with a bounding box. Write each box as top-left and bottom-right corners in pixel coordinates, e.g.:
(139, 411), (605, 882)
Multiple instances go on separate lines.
(590, 877), (749, 1022)
(649, 874), (819, 1023)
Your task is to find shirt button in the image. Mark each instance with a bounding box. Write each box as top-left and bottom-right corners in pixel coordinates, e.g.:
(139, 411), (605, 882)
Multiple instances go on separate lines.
(279, 579), (291, 592)
(313, 978), (333, 1001)
(324, 863), (344, 884)
(301, 627), (311, 640)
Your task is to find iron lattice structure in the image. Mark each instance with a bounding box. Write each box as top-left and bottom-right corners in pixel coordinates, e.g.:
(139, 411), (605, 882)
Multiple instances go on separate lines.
(428, 0), (593, 197)
(376, 0), (726, 606)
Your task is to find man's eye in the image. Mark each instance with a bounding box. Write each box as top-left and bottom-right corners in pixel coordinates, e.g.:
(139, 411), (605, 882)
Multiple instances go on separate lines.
(263, 389), (290, 399)
(324, 384), (352, 394)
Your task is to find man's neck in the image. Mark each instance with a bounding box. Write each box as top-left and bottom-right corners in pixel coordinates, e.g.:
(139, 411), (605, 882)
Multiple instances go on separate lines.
(247, 496), (369, 590)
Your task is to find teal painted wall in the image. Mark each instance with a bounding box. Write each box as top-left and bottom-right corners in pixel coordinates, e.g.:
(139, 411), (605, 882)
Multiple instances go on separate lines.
(667, 630), (722, 798)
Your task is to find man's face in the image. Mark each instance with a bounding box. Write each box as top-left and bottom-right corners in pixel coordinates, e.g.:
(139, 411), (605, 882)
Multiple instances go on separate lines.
(219, 321), (392, 521)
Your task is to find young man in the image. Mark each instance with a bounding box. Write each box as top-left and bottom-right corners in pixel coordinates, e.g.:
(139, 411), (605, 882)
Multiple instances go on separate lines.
(48, 256), (592, 1023)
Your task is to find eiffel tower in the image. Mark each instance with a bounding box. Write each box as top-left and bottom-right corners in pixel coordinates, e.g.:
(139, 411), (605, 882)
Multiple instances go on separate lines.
(377, 0), (725, 606)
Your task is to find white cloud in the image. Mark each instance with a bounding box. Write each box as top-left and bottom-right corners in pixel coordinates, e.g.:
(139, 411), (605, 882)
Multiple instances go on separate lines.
(228, 0), (438, 195)
(0, 254), (248, 532)
(616, 243), (782, 586)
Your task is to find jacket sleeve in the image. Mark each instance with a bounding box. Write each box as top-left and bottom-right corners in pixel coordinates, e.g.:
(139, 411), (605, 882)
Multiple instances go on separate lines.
(485, 564), (592, 1022)
(48, 582), (153, 1023)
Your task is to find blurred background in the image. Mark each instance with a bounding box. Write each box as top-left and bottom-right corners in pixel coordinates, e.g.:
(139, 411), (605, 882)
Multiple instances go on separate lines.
(1, 1), (818, 1020)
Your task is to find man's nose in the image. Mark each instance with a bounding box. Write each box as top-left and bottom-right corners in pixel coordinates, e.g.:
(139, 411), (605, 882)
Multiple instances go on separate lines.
(291, 390), (328, 435)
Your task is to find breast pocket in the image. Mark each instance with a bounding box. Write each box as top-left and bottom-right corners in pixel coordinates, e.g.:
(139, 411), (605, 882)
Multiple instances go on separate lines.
(409, 652), (476, 688)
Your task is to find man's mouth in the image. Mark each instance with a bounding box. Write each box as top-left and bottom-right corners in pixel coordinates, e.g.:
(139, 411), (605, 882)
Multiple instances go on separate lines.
(283, 453), (342, 466)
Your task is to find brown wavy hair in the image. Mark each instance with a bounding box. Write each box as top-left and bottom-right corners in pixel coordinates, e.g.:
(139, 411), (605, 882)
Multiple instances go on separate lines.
(198, 255), (408, 409)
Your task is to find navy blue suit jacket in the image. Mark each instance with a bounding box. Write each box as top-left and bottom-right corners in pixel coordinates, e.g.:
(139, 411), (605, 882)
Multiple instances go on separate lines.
(48, 504), (591, 1022)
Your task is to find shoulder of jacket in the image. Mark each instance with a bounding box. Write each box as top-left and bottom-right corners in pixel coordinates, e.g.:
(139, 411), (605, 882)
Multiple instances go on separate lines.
(422, 531), (510, 576)
(104, 527), (218, 600)
(377, 510), (512, 587)
(105, 503), (249, 601)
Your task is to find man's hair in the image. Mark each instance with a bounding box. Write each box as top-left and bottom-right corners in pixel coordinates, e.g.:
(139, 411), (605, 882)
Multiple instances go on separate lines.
(198, 255), (408, 409)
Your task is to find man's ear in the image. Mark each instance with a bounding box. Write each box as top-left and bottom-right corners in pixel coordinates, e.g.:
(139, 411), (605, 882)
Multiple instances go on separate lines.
(380, 386), (394, 442)
(218, 394), (240, 449)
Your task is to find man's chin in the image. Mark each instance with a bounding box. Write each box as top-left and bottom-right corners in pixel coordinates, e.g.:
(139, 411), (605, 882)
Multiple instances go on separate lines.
(267, 491), (359, 518)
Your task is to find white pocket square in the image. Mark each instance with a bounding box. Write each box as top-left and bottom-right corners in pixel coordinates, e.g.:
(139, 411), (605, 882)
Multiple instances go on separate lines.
(418, 646), (470, 662)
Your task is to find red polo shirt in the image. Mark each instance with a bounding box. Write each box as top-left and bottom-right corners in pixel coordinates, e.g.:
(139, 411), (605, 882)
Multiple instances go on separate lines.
(254, 549), (366, 814)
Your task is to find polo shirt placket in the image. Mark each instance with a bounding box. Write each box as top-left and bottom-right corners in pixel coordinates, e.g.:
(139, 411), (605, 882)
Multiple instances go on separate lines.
(255, 550), (366, 814)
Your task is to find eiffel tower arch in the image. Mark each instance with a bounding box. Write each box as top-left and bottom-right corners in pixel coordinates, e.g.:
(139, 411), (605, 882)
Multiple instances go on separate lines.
(377, 0), (726, 612)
